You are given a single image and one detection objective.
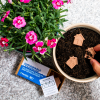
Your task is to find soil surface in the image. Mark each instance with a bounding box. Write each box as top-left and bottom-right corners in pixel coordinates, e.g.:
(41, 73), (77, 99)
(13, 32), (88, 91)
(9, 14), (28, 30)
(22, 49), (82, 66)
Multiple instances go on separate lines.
(56, 27), (100, 79)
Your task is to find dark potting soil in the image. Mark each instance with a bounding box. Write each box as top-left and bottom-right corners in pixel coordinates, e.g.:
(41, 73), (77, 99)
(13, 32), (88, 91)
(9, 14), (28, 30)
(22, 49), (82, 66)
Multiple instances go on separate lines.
(56, 27), (100, 79)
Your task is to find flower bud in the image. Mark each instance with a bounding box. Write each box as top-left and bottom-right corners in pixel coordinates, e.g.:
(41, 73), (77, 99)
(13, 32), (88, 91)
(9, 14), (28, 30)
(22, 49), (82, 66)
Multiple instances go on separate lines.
(7, 17), (12, 21)
(21, 32), (25, 35)
(14, 31), (17, 33)
(3, 25), (7, 28)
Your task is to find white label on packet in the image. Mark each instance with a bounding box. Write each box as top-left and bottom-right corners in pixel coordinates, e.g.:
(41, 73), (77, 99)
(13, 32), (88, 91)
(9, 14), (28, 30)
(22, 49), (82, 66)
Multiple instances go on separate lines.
(40, 76), (59, 97)
(22, 57), (50, 76)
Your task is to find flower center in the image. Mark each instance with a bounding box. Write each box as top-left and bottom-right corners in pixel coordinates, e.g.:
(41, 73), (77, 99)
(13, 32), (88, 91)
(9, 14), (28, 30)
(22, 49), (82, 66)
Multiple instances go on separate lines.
(3, 14), (6, 18)
(38, 47), (42, 51)
(18, 20), (21, 24)
(29, 36), (33, 40)
(2, 41), (6, 44)
(51, 42), (54, 45)
(56, 2), (60, 6)
(45, 37), (48, 41)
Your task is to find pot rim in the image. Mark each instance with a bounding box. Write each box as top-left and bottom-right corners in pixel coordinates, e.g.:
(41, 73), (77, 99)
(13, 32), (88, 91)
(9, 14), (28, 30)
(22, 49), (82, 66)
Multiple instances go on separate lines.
(53, 23), (100, 83)
(15, 49), (32, 56)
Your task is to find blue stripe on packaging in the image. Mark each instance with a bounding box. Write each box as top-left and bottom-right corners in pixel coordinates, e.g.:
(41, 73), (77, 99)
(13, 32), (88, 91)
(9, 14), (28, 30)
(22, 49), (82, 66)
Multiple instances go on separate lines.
(17, 65), (46, 86)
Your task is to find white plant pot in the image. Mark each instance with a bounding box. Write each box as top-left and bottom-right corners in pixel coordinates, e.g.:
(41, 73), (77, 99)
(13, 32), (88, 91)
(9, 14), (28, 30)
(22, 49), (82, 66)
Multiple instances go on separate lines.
(53, 23), (100, 83)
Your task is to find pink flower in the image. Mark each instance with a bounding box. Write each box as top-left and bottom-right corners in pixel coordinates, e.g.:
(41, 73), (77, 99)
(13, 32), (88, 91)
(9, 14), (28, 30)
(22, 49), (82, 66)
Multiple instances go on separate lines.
(1, 10), (10, 22)
(20, 0), (31, 3)
(20, 0), (24, 2)
(67, 0), (71, 4)
(0, 37), (9, 47)
(25, 31), (38, 45)
(40, 48), (47, 55)
(33, 41), (47, 55)
(13, 16), (26, 29)
(1, 18), (5, 22)
(47, 38), (56, 48)
(8, 0), (12, 4)
(52, 0), (64, 9)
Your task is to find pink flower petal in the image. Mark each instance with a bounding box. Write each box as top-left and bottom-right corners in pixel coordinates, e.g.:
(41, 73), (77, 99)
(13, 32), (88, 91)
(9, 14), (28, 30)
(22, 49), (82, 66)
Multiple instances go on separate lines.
(8, 0), (12, 4)
(5, 43), (8, 47)
(67, 0), (71, 4)
(20, 0), (31, 3)
(0, 43), (4, 47)
(25, 31), (38, 45)
(40, 48), (47, 55)
(51, 38), (56, 42)
(20, 0), (24, 2)
(53, 5), (59, 9)
(52, 0), (64, 9)
(47, 40), (51, 46)
(0, 40), (3, 47)
(1, 37), (9, 42)
(6, 10), (10, 16)
(1, 18), (5, 22)
(24, 0), (31, 3)
(0, 37), (9, 47)
(47, 38), (56, 48)
(33, 47), (39, 52)
(35, 41), (44, 48)
(13, 16), (26, 29)
(1, 10), (10, 22)
(50, 43), (56, 48)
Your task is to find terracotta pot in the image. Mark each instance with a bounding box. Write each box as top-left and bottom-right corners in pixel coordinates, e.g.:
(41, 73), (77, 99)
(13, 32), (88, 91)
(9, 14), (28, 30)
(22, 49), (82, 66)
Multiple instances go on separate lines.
(53, 23), (100, 83)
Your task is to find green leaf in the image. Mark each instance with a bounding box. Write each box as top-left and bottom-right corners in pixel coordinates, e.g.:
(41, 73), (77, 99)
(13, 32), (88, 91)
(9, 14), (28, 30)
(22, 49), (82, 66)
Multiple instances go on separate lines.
(47, 46), (51, 54)
(60, 15), (67, 18)
(28, 21), (35, 24)
(42, 21), (45, 28)
(16, 12), (23, 15)
(3, 48), (15, 52)
(59, 31), (64, 38)
(23, 50), (27, 60)
(36, 27), (42, 39)
(8, 42), (14, 53)
(35, 54), (42, 62)
(30, 12), (34, 20)
(60, 9), (68, 13)
(54, 29), (66, 32)
(45, 52), (51, 57)
(40, 1), (46, 11)
(15, 44), (26, 49)
(23, 26), (30, 31)
(49, 23), (56, 28)
(50, 13), (54, 19)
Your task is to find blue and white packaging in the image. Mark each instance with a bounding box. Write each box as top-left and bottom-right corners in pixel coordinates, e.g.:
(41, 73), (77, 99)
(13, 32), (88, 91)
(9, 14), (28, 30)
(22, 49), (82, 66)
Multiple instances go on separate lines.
(15, 57), (65, 92)
(15, 57), (50, 86)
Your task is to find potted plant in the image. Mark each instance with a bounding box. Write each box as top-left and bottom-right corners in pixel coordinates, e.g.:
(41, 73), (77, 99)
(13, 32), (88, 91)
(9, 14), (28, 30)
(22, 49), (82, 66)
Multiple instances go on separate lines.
(53, 23), (100, 82)
(0, 0), (69, 61)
